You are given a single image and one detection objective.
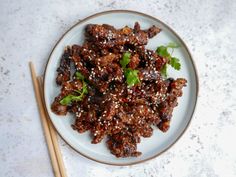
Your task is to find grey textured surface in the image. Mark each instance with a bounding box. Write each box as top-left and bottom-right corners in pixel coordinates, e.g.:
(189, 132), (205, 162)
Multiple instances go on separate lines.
(0, 0), (236, 177)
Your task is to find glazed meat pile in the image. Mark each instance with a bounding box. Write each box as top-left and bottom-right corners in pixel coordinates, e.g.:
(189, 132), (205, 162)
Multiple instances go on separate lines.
(51, 22), (187, 157)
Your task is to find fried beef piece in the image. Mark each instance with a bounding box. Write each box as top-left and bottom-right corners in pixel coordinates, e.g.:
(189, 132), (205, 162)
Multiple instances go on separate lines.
(51, 96), (68, 115)
(94, 53), (120, 67)
(87, 62), (123, 92)
(51, 22), (187, 158)
(134, 22), (141, 33)
(134, 22), (161, 38)
(136, 48), (167, 71)
(72, 107), (95, 133)
(56, 46), (72, 85)
(147, 25), (161, 38)
(107, 132), (142, 157)
(128, 54), (140, 69)
(85, 24), (117, 40)
(158, 78), (187, 132)
(85, 22), (160, 50)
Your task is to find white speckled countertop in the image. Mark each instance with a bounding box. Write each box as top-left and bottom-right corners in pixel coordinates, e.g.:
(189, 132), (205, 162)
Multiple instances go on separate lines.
(1, 0), (236, 176)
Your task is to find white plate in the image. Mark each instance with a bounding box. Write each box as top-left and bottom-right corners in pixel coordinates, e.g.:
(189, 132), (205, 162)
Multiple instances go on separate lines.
(43, 10), (198, 165)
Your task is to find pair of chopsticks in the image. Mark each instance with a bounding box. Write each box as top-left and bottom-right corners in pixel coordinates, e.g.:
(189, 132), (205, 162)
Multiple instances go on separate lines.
(29, 62), (67, 177)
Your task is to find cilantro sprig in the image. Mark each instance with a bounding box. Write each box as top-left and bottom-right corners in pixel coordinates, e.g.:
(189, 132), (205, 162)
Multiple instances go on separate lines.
(125, 68), (140, 87)
(120, 52), (131, 68)
(60, 71), (88, 105)
(156, 42), (181, 77)
(120, 52), (140, 87)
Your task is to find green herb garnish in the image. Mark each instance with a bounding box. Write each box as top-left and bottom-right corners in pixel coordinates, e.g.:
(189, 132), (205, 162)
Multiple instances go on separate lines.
(120, 52), (140, 87)
(60, 71), (88, 105)
(170, 57), (181, 70)
(125, 68), (140, 87)
(120, 52), (131, 68)
(156, 42), (181, 77)
(156, 46), (170, 58)
(75, 71), (85, 80)
(160, 64), (168, 78)
(166, 42), (180, 48)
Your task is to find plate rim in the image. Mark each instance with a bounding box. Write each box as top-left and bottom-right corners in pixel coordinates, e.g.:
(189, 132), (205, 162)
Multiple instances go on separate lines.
(43, 10), (199, 166)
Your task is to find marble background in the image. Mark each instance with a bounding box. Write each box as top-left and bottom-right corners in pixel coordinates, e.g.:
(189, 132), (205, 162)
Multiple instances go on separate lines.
(0, 0), (236, 176)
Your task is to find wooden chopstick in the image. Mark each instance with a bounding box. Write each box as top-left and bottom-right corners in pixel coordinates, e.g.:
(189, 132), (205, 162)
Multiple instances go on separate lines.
(37, 76), (67, 177)
(29, 62), (61, 177)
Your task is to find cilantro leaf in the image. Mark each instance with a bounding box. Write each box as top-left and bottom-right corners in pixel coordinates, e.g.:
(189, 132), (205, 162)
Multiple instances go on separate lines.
(124, 68), (140, 87)
(75, 71), (85, 80)
(156, 42), (181, 77)
(60, 72), (88, 105)
(160, 64), (167, 78)
(170, 57), (181, 70)
(120, 52), (131, 68)
(166, 42), (180, 48)
(156, 46), (170, 58)
(120, 52), (140, 87)
(59, 95), (74, 105)
(60, 94), (84, 105)
(82, 80), (88, 94)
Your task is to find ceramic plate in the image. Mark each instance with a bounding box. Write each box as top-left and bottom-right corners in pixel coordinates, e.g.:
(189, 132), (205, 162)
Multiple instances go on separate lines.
(43, 10), (198, 165)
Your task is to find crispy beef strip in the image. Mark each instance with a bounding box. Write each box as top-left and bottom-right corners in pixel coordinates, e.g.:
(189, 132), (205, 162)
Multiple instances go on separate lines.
(157, 78), (187, 132)
(56, 46), (72, 85)
(85, 23), (161, 50)
(107, 131), (142, 157)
